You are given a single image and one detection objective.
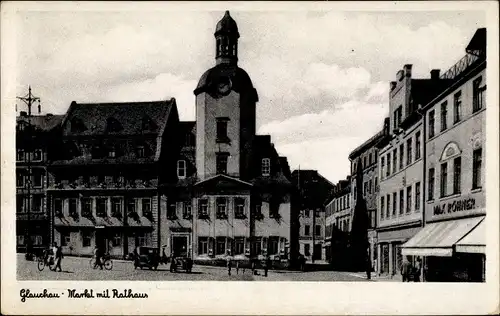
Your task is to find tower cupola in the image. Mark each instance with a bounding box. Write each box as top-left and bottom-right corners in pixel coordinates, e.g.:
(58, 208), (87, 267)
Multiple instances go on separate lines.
(215, 11), (240, 65)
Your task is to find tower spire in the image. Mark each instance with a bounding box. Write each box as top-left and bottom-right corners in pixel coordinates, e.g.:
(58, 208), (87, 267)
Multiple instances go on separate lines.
(214, 11), (240, 65)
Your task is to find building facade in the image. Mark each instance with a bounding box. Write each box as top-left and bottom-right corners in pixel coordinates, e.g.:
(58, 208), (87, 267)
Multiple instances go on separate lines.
(16, 113), (63, 252)
(402, 28), (486, 282)
(292, 170), (335, 262)
(324, 176), (351, 267)
(376, 63), (452, 277)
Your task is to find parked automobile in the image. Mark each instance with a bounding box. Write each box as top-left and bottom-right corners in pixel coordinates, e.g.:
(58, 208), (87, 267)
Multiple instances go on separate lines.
(170, 256), (193, 273)
(134, 247), (160, 270)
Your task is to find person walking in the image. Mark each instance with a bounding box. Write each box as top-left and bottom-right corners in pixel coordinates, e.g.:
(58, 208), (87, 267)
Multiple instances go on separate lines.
(414, 257), (422, 282)
(401, 257), (412, 282)
(52, 242), (63, 272)
(227, 257), (232, 276)
(264, 256), (271, 277)
(94, 246), (103, 270)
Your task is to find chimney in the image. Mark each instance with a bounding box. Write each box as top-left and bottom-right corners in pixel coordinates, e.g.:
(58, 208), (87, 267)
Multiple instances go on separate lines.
(404, 64), (412, 78)
(397, 70), (405, 81)
(20, 111), (27, 117)
(390, 81), (397, 91)
(430, 69), (440, 80)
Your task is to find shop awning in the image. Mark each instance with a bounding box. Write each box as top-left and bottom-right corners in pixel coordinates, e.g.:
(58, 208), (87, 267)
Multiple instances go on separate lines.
(401, 216), (484, 257)
(456, 219), (485, 254)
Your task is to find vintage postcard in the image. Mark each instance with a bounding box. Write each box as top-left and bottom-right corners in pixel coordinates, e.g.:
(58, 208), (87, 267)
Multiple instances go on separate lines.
(1, 1), (499, 315)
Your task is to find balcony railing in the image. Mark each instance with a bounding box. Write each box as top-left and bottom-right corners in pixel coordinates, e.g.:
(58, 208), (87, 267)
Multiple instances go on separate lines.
(440, 53), (482, 80)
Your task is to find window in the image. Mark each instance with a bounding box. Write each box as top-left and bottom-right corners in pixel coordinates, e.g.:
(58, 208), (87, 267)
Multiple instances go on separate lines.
(136, 146), (145, 158)
(399, 189), (404, 215)
(16, 171), (24, 188)
(393, 149), (397, 173)
(216, 237), (226, 255)
(394, 106), (402, 128)
(387, 153), (391, 176)
(304, 225), (310, 236)
(61, 232), (70, 247)
(441, 101), (448, 131)
(261, 158), (271, 176)
(428, 110), (435, 138)
(399, 144), (404, 170)
(142, 198), (151, 217)
(415, 131), (421, 160)
(364, 157), (367, 168)
(415, 182), (421, 212)
(380, 196), (385, 219)
(33, 170), (43, 188)
(454, 91), (462, 124)
(54, 198), (63, 216)
(198, 237), (208, 255)
(369, 179), (373, 194)
(216, 118), (229, 143)
(216, 197), (228, 219)
(185, 133), (195, 147)
(127, 199), (137, 215)
(33, 149), (42, 161)
(82, 198), (92, 217)
(216, 154), (228, 175)
(96, 198), (107, 217)
(406, 186), (412, 213)
(137, 233), (147, 246)
(198, 199), (209, 218)
(375, 177), (378, 191)
(473, 76), (485, 112)
(369, 153), (372, 165)
(428, 168), (435, 200)
(453, 157), (462, 194)
(304, 209), (310, 217)
(111, 198), (122, 218)
(112, 233), (121, 247)
(304, 244), (310, 256)
(33, 195), (43, 213)
(234, 237), (245, 255)
(108, 147), (116, 158)
(364, 182), (367, 196)
(177, 160), (186, 179)
(406, 138), (412, 166)
(167, 202), (177, 219)
(69, 199), (77, 217)
(392, 192), (397, 216)
(17, 149), (25, 161)
(16, 196), (24, 213)
(381, 156), (385, 179)
(473, 148), (482, 189)
(440, 163), (448, 197)
(315, 225), (321, 236)
(182, 201), (192, 219)
(234, 198), (245, 218)
(17, 235), (25, 246)
(386, 194), (391, 218)
(82, 231), (92, 247)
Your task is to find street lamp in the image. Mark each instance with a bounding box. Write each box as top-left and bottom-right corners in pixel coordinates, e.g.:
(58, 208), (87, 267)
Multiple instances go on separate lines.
(17, 86), (41, 260)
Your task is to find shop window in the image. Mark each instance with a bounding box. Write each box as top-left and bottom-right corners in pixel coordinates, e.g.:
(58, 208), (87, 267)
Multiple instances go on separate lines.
(453, 91), (462, 124)
(304, 225), (310, 236)
(473, 76), (485, 112)
(415, 182), (421, 212)
(112, 233), (121, 247)
(441, 101), (448, 131)
(415, 131), (421, 159)
(428, 168), (435, 200)
(183, 201), (192, 219)
(234, 198), (245, 219)
(216, 237), (226, 255)
(96, 198), (107, 217)
(198, 237), (208, 255)
(111, 198), (122, 218)
(472, 148), (482, 189)
(268, 237), (279, 255)
(216, 197), (228, 219)
(81, 198), (92, 217)
(216, 153), (228, 175)
(440, 163), (448, 197)
(82, 231), (92, 247)
(17, 149), (26, 162)
(177, 160), (186, 179)
(428, 110), (435, 138)
(61, 232), (70, 247)
(453, 157), (462, 194)
(261, 158), (271, 176)
(198, 199), (209, 219)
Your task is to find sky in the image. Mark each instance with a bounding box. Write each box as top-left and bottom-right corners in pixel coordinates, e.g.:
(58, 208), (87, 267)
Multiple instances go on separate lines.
(13, 6), (485, 184)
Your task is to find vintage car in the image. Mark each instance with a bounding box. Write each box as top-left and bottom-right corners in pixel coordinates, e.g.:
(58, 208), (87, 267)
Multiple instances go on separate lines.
(134, 247), (160, 270)
(169, 256), (193, 273)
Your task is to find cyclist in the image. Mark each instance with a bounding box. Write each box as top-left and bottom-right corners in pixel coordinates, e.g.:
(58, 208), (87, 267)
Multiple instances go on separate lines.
(93, 246), (104, 270)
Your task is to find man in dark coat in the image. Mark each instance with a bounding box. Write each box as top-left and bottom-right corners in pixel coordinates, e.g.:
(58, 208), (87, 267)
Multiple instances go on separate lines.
(401, 257), (412, 282)
(53, 242), (63, 272)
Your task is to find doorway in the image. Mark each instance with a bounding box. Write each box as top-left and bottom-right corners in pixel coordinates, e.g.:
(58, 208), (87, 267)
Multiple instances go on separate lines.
(172, 235), (188, 257)
(313, 244), (322, 260)
(95, 229), (108, 253)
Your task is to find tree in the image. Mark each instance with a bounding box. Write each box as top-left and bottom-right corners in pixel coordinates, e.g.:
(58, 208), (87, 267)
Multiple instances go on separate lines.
(349, 159), (370, 272)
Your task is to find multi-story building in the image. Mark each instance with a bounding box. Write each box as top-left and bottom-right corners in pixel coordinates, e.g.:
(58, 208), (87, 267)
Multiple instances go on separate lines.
(324, 176), (351, 267)
(16, 112), (63, 252)
(47, 100), (180, 257)
(376, 63), (453, 278)
(292, 169), (334, 262)
(348, 121), (388, 268)
(156, 11), (298, 263)
(402, 28), (486, 282)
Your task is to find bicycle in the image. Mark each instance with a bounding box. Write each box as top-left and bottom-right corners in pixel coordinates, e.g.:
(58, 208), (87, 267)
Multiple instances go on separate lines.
(37, 252), (56, 271)
(90, 253), (113, 270)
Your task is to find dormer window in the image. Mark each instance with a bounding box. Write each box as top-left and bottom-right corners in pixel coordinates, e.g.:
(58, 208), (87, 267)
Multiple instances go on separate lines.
(262, 158), (271, 176)
(106, 117), (122, 133)
(177, 160), (186, 179)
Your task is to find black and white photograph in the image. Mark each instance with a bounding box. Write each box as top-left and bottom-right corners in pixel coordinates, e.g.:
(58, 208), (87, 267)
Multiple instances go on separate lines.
(1, 1), (499, 315)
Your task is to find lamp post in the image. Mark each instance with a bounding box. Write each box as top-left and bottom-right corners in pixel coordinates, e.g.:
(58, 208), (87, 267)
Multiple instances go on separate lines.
(17, 86), (41, 259)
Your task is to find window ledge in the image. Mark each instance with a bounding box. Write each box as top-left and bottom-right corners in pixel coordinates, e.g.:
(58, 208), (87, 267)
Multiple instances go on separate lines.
(471, 187), (482, 193)
(439, 193), (462, 202)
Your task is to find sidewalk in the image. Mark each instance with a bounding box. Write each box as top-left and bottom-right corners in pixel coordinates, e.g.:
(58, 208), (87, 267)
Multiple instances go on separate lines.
(347, 272), (402, 282)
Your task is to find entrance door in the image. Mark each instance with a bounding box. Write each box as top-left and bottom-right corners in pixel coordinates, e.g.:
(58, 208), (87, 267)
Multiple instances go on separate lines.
(95, 229), (107, 253)
(313, 244), (322, 260)
(172, 236), (188, 257)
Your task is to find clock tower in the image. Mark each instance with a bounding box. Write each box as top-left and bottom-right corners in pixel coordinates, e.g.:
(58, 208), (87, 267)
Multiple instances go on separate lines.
(194, 11), (259, 181)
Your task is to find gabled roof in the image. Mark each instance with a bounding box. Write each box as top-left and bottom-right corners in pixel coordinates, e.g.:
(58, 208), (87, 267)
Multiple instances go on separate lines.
(194, 174), (253, 188)
(466, 28), (486, 54)
(61, 99), (176, 137)
(17, 114), (64, 132)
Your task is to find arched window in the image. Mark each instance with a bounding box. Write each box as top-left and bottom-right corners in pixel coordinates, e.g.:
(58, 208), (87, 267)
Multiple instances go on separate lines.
(177, 160), (186, 179)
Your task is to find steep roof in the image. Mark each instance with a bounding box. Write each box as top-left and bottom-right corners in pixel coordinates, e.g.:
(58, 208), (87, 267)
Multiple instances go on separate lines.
(61, 99), (175, 137)
(215, 11), (240, 37)
(17, 114), (64, 132)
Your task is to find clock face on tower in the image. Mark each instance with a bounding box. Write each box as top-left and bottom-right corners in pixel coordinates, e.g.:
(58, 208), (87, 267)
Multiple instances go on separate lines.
(216, 76), (232, 97)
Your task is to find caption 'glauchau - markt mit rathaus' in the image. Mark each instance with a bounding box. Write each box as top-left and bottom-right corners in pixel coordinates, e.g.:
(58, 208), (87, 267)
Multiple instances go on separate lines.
(16, 11), (487, 282)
